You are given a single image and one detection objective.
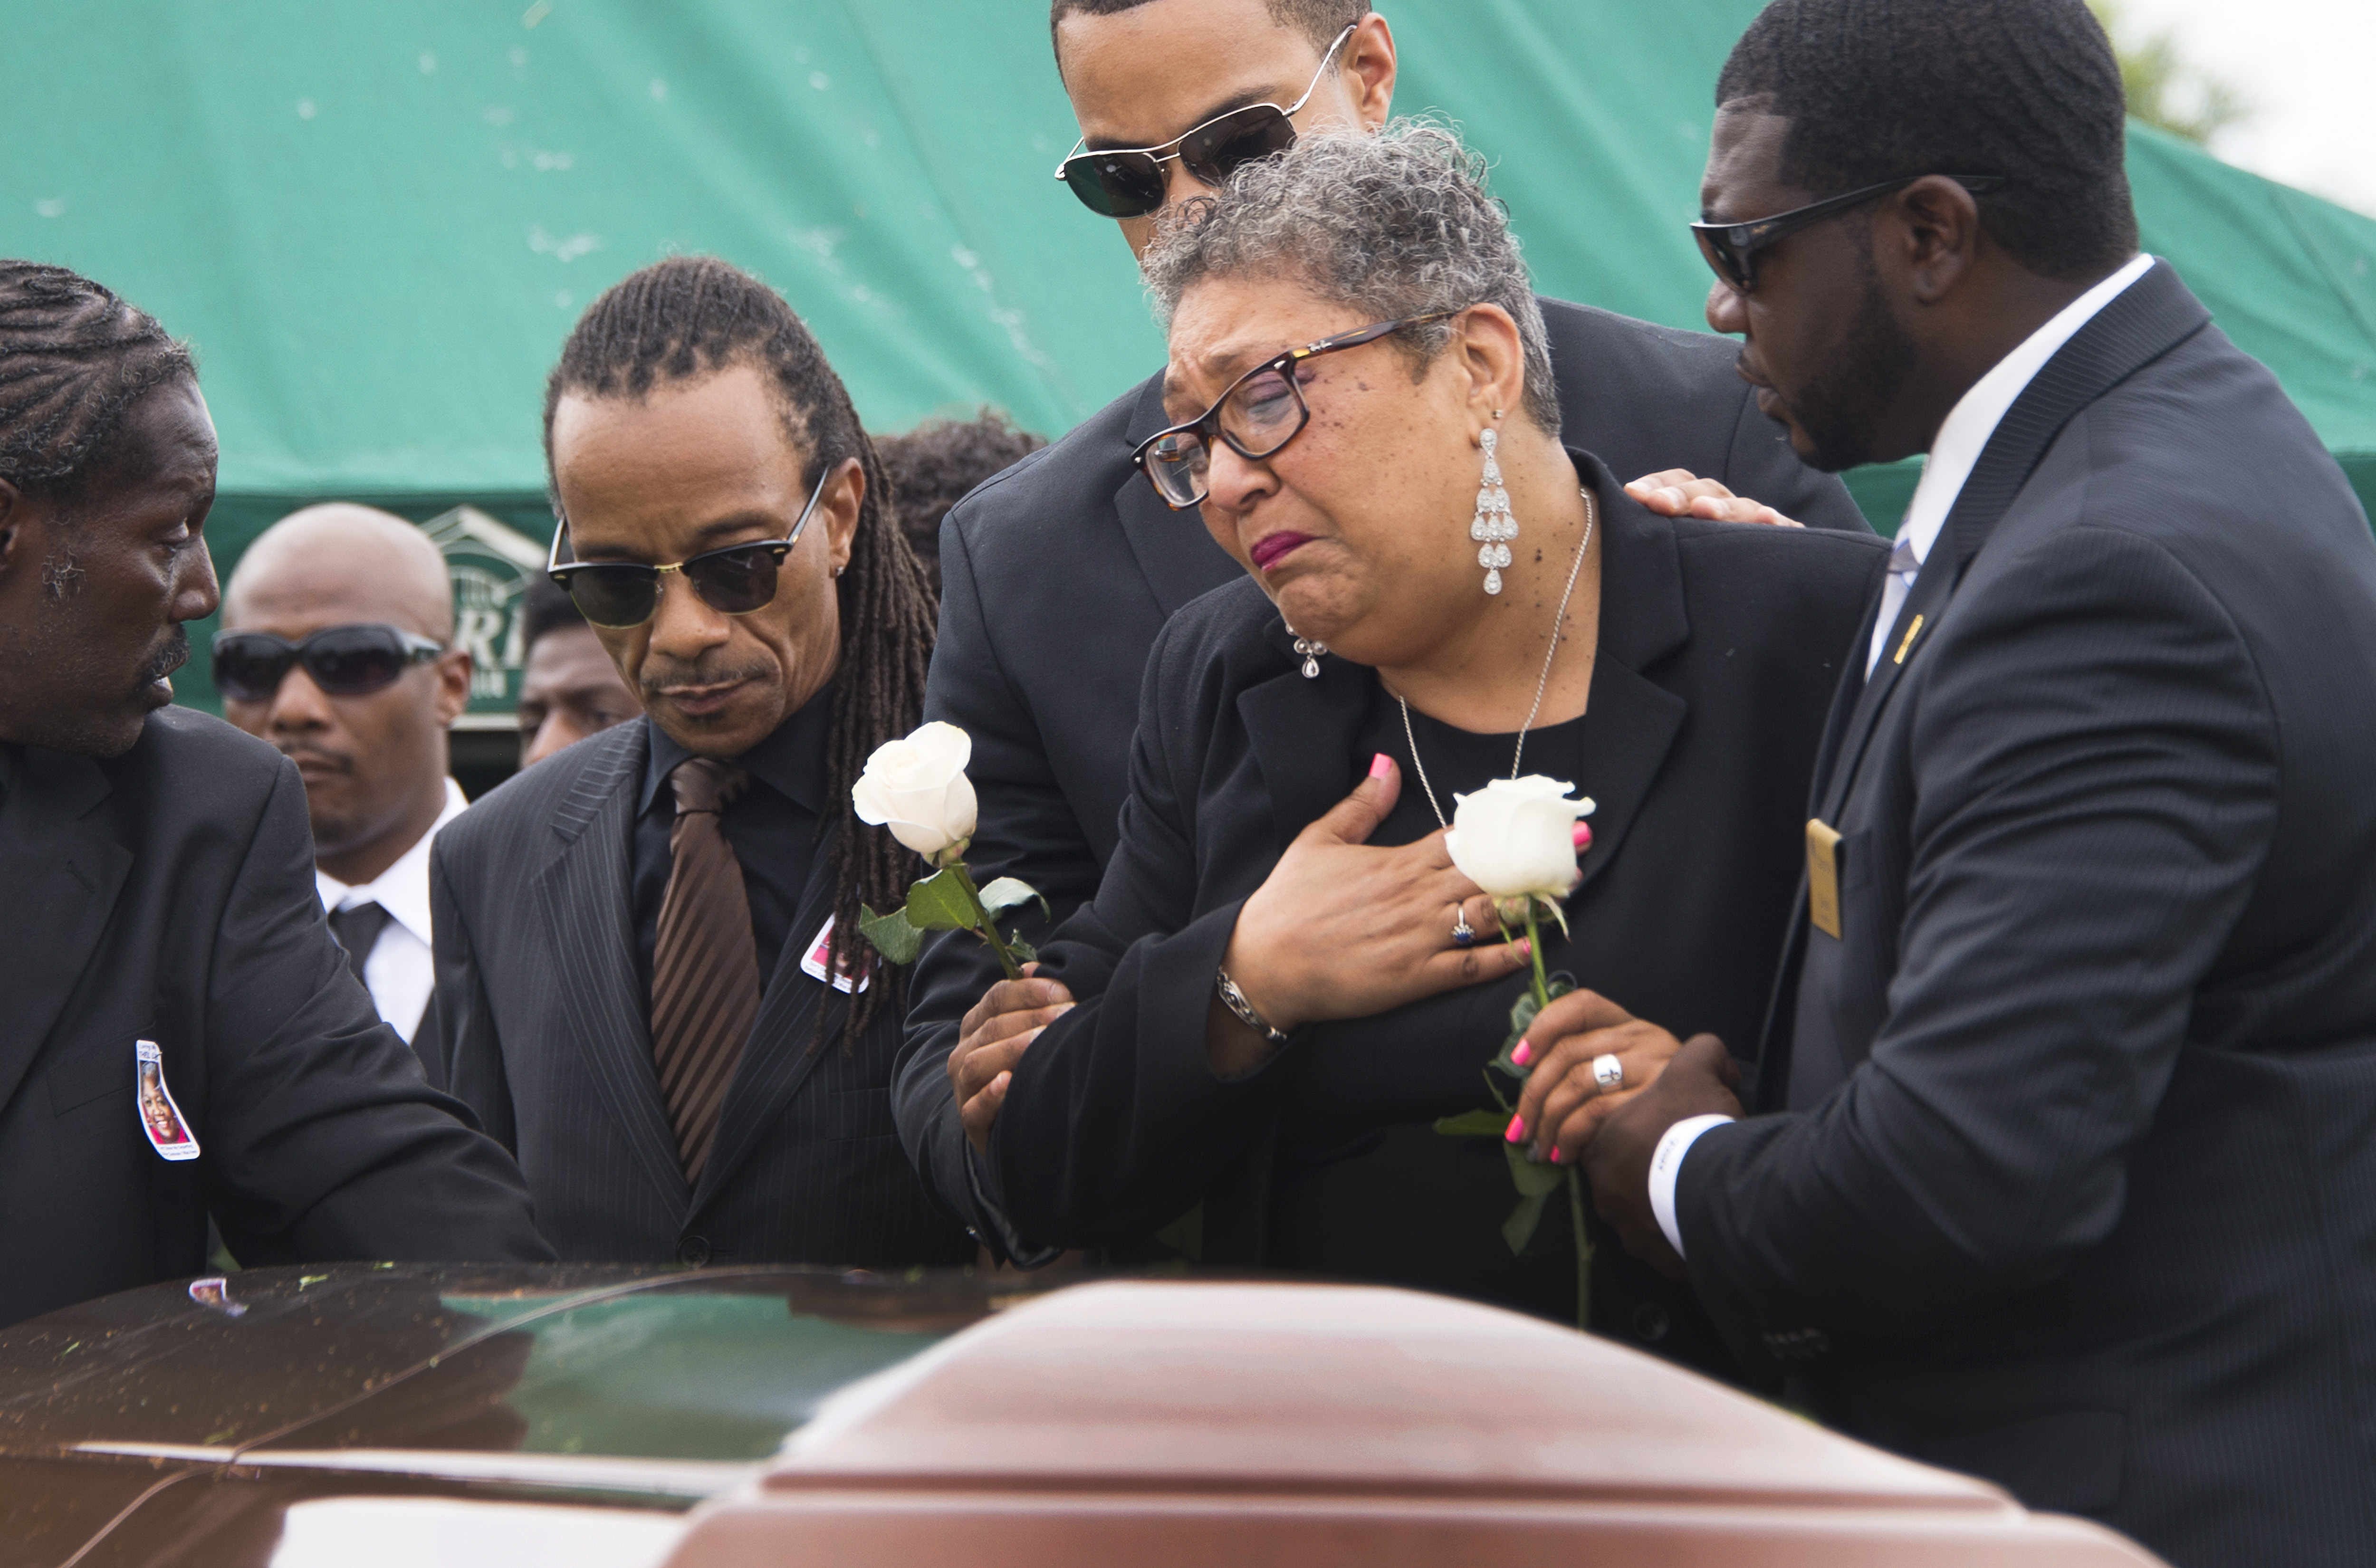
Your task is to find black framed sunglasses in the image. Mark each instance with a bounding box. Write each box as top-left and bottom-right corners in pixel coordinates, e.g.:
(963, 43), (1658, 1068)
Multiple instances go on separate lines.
(1690, 173), (2005, 293)
(211, 623), (446, 704)
(1132, 309), (1464, 510)
(1054, 22), (1356, 219)
(546, 467), (829, 629)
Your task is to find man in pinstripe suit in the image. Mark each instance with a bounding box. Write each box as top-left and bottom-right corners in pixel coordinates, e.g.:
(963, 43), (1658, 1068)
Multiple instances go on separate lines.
(425, 259), (970, 1270)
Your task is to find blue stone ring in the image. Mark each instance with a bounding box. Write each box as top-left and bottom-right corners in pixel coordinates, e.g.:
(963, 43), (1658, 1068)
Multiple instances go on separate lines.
(1452, 908), (1477, 947)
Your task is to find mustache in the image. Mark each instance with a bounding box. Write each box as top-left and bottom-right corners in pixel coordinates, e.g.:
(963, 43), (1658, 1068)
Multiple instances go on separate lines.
(136, 626), (189, 686)
(274, 741), (353, 774)
(641, 656), (774, 698)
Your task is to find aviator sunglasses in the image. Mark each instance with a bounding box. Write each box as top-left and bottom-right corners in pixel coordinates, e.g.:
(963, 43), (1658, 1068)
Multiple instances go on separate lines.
(545, 466), (830, 629)
(1133, 308), (1464, 510)
(211, 623), (446, 704)
(1054, 23), (1357, 219)
(1691, 173), (2005, 294)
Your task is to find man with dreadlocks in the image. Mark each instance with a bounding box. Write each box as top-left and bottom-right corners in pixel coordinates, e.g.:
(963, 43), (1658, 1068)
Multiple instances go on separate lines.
(426, 256), (972, 1269)
(0, 261), (549, 1327)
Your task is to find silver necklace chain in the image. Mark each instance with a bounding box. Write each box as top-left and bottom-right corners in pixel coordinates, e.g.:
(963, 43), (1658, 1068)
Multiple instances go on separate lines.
(1400, 488), (1596, 830)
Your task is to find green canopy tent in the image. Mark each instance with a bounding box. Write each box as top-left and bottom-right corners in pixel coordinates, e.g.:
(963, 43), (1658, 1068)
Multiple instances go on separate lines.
(7, 0), (2371, 743)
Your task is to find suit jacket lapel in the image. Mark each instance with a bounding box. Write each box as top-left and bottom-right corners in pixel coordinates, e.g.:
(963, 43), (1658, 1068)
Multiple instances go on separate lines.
(1816, 260), (2212, 822)
(1238, 629), (1370, 857)
(1565, 458), (1689, 901)
(690, 841), (842, 1211)
(0, 749), (132, 1119)
(532, 723), (690, 1216)
(1112, 374), (1244, 619)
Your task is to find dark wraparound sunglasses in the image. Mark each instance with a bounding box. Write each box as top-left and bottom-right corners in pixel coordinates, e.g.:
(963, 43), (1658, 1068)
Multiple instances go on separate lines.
(1691, 173), (2005, 293)
(546, 467), (829, 628)
(1132, 309), (1463, 510)
(211, 623), (445, 703)
(1054, 23), (1356, 219)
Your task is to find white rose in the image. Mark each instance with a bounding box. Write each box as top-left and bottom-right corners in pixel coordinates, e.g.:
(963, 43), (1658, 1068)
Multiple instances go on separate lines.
(1443, 775), (1597, 902)
(852, 721), (979, 864)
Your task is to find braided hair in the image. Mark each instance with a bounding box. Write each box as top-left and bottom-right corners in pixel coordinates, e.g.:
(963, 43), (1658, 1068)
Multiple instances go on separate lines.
(0, 262), (195, 505)
(543, 256), (937, 1045)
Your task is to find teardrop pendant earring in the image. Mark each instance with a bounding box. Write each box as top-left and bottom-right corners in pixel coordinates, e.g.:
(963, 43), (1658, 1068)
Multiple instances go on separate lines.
(1284, 621), (1328, 679)
(1471, 422), (1515, 595)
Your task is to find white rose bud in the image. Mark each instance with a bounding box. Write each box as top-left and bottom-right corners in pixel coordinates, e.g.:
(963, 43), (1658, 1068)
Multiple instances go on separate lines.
(851, 721), (979, 865)
(1443, 775), (1596, 903)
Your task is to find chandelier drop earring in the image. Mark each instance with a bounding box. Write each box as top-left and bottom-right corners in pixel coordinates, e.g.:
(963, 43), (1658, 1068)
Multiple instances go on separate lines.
(1472, 421), (1515, 595)
(1284, 621), (1328, 679)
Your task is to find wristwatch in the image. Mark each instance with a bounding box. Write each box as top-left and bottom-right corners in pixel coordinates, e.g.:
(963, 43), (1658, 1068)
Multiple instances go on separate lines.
(1214, 967), (1291, 1045)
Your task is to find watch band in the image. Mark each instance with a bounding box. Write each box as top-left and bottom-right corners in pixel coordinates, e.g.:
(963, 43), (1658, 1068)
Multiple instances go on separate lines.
(1214, 968), (1291, 1045)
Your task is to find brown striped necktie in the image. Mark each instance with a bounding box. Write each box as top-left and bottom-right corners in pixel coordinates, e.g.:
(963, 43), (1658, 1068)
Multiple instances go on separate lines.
(650, 756), (760, 1183)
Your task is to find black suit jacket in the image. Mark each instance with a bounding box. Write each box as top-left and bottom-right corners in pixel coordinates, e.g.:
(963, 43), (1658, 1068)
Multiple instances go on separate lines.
(1675, 263), (2376, 1566)
(428, 718), (972, 1269)
(0, 708), (548, 1328)
(990, 459), (1882, 1295)
(900, 297), (1871, 1246)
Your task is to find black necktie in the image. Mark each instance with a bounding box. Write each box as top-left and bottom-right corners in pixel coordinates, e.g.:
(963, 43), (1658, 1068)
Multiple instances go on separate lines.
(328, 900), (392, 990)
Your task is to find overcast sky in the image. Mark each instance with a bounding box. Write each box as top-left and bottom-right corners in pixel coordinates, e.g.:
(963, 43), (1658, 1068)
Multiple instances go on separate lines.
(2117, 0), (2376, 216)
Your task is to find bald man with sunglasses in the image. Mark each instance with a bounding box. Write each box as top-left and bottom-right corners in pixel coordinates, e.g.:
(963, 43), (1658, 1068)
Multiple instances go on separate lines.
(895, 0), (1874, 1270)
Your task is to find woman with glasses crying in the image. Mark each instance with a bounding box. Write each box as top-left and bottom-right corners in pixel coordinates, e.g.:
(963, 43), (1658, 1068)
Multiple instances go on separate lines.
(961, 125), (1887, 1373)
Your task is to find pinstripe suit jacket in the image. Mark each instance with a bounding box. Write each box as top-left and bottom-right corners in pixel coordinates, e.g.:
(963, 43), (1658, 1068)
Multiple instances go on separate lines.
(1677, 263), (2376, 1565)
(425, 717), (971, 1268)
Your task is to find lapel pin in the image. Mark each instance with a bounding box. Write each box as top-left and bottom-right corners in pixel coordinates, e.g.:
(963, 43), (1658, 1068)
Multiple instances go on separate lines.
(1893, 612), (1927, 667)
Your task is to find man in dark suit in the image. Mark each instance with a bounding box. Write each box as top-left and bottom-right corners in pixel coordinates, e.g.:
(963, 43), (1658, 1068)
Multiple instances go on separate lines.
(897, 0), (1871, 1255)
(0, 262), (548, 1328)
(429, 258), (969, 1269)
(1570, 3), (2376, 1563)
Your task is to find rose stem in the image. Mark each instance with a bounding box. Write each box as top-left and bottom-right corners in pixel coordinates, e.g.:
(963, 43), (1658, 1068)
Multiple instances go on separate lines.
(949, 860), (1024, 982)
(1567, 1167), (1592, 1332)
(1524, 901), (1552, 1013)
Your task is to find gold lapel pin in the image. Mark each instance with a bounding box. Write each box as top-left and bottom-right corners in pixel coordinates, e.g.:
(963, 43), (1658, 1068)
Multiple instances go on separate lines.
(1893, 612), (1926, 667)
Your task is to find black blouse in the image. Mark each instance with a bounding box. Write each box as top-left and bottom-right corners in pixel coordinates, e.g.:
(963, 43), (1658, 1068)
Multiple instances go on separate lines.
(991, 452), (1887, 1367)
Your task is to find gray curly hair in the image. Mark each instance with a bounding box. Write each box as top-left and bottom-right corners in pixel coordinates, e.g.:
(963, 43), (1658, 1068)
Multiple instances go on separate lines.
(1141, 121), (1559, 434)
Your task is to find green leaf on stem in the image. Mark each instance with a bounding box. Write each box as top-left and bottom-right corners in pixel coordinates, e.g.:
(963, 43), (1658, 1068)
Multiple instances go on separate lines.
(1504, 1189), (1550, 1255)
(977, 877), (1048, 922)
(902, 870), (980, 932)
(1504, 1139), (1565, 1198)
(1433, 1108), (1510, 1138)
(856, 903), (924, 966)
(1005, 933), (1038, 966)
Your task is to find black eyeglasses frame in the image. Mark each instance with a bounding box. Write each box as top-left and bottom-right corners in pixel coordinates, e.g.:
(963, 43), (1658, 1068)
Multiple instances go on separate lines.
(1052, 22), (1358, 220)
(1131, 308), (1465, 511)
(1690, 173), (2006, 293)
(210, 622), (446, 704)
(545, 466), (831, 629)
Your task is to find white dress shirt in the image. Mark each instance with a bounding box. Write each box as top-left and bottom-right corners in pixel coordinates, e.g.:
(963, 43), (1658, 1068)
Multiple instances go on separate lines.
(316, 777), (469, 1045)
(1647, 253), (2156, 1260)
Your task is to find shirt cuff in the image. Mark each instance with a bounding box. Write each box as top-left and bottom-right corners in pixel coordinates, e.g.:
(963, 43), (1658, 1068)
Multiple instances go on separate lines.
(1648, 1114), (1736, 1261)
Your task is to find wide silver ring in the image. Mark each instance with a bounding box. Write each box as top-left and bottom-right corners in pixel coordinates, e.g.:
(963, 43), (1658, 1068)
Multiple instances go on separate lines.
(1451, 908), (1476, 947)
(1592, 1053), (1624, 1094)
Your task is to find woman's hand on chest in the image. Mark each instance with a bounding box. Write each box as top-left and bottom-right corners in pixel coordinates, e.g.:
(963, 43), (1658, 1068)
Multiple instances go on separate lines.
(1222, 756), (1534, 1033)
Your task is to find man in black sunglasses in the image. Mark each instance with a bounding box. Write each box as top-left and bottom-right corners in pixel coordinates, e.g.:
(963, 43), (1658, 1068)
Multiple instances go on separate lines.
(1566, 1), (2376, 1563)
(0, 261), (547, 1327)
(894, 0), (1872, 1263)
(218, 504), (473, 1062)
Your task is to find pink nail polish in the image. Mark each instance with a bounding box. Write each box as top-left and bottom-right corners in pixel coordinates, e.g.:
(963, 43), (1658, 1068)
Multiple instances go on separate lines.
(1573, 822), (1593, 850)
(1504, 1114), (1524, 1143)
(1517, 939), (1532, 956)
(1548, 1146), (1564, 1165)
(1369, 752), (1393, 780)
(1511, 1040), (1533, 1067)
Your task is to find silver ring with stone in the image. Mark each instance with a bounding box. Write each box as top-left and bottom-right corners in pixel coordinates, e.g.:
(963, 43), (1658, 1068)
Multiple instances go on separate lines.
(1592, 1053), (1624, 1094)
(1452, 907), (1476, 947)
